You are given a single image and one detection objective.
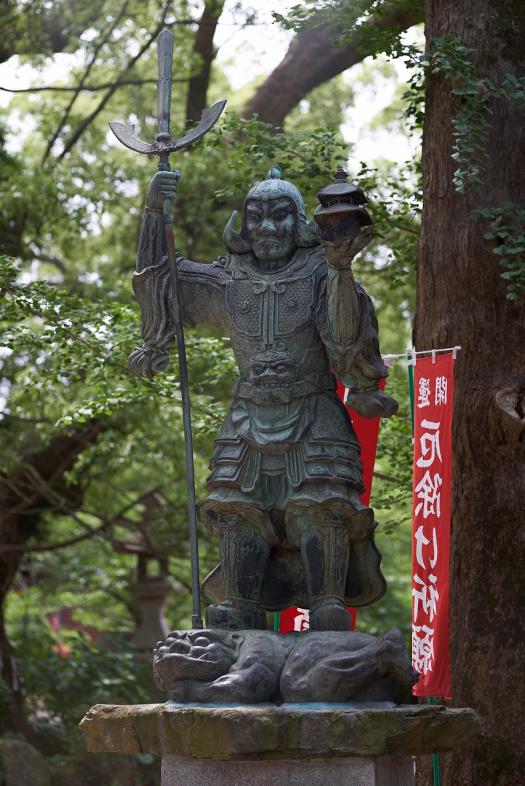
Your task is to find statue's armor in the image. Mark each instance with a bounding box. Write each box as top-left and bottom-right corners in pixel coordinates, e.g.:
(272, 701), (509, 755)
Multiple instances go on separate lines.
(132, 201), (393, 626)
(209, 247), (363, 502)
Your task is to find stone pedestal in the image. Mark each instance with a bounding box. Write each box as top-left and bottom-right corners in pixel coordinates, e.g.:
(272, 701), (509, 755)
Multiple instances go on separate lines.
(80, 702), (480, 786)
(161, 754), (414, 785)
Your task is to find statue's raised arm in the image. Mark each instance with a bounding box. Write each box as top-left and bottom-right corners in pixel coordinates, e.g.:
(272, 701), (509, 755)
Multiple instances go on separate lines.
(130, 171), (230, 377)
(313, 169), (398, 419)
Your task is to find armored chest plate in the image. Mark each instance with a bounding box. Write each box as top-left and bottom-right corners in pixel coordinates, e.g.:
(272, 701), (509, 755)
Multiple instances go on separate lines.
(226, 273), (317, 347)
(275, 277), (314, 337)
(226, 278), (263, 337)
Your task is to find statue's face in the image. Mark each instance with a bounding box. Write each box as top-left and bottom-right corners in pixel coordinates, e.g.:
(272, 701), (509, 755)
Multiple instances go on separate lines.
(153, 629), (240, 681)
(245, 197), (296, 265)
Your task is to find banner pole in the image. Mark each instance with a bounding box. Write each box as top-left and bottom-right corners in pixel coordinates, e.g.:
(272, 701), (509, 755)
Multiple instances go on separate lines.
(429, 697), (442, 786)
(407, 349), (415, 435)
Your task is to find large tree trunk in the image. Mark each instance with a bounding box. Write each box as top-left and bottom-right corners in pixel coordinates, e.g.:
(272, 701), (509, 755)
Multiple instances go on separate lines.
(415, 2), (525, 784)
(243, 1), (423, 127)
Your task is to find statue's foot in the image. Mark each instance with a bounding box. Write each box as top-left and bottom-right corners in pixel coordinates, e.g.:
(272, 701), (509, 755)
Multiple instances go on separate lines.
(206, 600), (267, 630)
(309, 598), (351, 631)
(381, 628), (420, 686)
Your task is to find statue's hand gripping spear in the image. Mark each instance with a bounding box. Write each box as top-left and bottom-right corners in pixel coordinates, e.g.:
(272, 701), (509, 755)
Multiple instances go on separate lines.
(109, 28), (226, 629)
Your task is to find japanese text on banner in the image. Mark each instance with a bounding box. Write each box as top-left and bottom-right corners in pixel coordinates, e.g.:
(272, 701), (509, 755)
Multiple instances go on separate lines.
(412, 354), (455, 698)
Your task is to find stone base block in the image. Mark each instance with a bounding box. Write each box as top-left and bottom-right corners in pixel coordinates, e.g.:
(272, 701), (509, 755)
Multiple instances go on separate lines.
(161, 754), (415, 786)
(80, 702), (480, 760)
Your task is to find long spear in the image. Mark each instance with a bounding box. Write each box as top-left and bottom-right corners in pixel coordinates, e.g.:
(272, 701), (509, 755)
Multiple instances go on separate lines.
(109, 28), (226, 629)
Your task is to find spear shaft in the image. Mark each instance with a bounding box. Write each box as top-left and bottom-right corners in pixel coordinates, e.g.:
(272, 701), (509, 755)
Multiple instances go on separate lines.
(110, 27), (226, 630)
(156, 30), (202, 629)
(161, 173), (203, 630)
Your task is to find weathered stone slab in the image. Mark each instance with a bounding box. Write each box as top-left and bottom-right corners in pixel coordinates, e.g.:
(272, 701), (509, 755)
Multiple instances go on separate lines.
(80, 702), (480, 760)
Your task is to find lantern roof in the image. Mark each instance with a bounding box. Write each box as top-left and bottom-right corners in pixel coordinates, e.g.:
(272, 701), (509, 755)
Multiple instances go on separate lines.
(316, 168), (367, 207)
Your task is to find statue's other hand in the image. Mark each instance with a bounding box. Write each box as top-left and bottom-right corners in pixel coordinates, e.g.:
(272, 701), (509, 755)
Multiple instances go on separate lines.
(322, 225), (376, 269)
(146, 170), (181, 210)
(346, 388), (398, 418)
(128, 345), (169, 378)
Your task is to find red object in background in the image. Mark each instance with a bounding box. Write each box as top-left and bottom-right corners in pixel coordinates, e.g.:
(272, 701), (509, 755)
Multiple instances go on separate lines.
(411, 354), (455, 699)
(279, 378), (386, 633)
(280, 605), (357, 632)
(47, 607), (105, 657)
(337, 378), (386, 507)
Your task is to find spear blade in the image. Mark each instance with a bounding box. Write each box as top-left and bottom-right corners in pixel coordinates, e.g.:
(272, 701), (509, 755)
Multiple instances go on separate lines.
(156, 28), (174, 142)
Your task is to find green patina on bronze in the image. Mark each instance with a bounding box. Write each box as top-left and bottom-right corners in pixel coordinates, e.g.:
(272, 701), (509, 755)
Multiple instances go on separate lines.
(131, 163), (398, 633)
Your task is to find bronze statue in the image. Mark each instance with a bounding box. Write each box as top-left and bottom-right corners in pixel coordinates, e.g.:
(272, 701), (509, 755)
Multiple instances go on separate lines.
(108, 27), (414, 707)
(130, 165), (397, 633)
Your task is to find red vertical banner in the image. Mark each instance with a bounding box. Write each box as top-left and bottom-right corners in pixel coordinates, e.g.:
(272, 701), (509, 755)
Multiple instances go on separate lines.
(412, 353), (455, 698)
(279, 379), (385, 633)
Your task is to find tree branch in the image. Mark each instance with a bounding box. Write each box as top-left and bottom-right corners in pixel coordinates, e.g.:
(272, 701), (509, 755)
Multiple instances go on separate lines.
(185, 0), (226, 124)
(55, 0), (172, 163)
(27, 248), (67, 274)
(0, 487), (159, 555)
(0, 78), (187, 94)
(0, 8), (206, 65)
(0, 520), (110, 553)
(243, 1), (423, 127)
(42, 0), (131, 164)
(0, 420), (105, 609)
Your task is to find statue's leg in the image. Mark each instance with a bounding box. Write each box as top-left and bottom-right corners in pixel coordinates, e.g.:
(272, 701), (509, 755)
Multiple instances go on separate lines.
(200, 497), (275, 630)
(285, 500), (351, 631)
(285, 494), (377, 631)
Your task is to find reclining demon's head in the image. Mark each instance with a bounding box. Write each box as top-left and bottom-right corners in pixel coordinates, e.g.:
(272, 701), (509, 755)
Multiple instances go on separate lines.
(153, 629), (242, 691)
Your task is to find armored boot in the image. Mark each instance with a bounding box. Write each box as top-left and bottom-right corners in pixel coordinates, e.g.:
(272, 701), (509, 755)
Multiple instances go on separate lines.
(205, 519), (270, 630)
(286, 503), (352, 631)
(302, 522), (352, 631)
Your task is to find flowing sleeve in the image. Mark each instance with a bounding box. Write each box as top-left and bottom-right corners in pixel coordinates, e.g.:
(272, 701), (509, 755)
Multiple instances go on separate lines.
(129, 209), (230, 377)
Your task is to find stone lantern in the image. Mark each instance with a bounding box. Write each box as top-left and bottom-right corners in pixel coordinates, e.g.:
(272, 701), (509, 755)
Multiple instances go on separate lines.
(113, 529), (178, 651)
(313, 167), (373, 243)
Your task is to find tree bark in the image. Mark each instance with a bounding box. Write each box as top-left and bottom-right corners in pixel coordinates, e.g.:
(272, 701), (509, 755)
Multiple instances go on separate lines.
(415, 2), (525, 784)
(242, 1), (423, 128)
(185, 0), (225, 124)
(0, 421), (104, 737)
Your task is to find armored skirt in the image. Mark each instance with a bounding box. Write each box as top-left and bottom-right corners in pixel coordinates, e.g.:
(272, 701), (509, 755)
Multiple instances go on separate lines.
(206, 382), (364, 509)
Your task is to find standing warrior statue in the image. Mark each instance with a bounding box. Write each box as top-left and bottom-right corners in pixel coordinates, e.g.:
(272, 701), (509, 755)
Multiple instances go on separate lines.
(130, 164), (398, 632)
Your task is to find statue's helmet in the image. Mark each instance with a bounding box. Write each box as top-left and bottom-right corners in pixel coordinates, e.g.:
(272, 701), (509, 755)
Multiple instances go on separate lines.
(245, 165), (306, 222)
(223, 166), (319, 254)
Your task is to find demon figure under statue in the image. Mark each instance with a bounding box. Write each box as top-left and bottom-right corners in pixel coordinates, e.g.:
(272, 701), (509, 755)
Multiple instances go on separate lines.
(131, 166), (399, 635)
